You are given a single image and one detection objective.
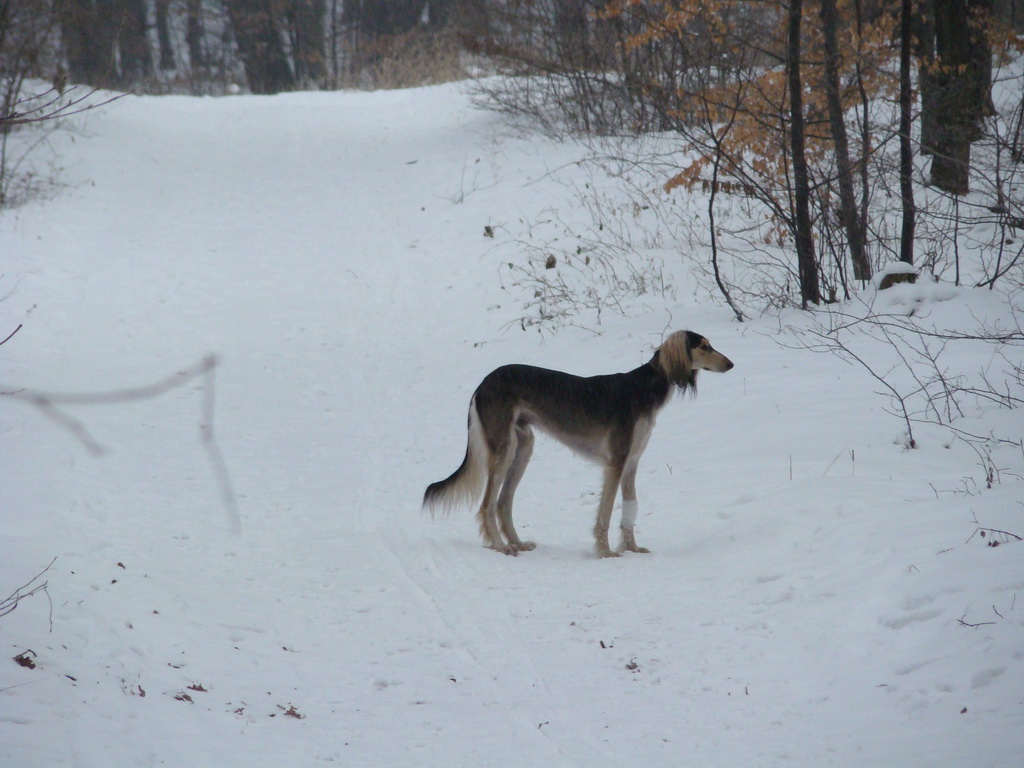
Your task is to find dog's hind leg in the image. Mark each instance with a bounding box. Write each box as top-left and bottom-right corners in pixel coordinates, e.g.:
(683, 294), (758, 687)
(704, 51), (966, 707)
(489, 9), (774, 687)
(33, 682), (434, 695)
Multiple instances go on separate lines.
(477, 437), (518, 555)
(593, 462), (625, 558)
(496, 422), (536, 552)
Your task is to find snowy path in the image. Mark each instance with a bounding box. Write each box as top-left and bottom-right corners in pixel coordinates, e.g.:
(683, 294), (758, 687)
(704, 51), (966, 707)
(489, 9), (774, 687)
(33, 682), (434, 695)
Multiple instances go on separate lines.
(2, 84), (1022, 767)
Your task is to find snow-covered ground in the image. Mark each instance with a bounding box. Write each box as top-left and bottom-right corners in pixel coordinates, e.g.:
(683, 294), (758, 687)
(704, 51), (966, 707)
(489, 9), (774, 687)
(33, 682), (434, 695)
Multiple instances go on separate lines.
(2, 83), (1022, 767)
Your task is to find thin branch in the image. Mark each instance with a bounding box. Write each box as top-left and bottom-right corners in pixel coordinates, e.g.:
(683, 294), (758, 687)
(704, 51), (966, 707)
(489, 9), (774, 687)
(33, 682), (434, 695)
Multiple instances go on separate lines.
(0, 557), (57, 631)
(2, 356), (241, 534)
(199, 361), (241, 535)
(1, 85), (127, 129)
(4, 355), (218, 408)
(795, 323), (917, 447)
(0, 324), (22, 346)
(966, 526), (1023, 545)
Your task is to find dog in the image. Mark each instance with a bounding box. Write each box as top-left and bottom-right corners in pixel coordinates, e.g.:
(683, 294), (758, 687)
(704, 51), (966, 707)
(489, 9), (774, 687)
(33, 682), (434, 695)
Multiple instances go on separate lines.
(422, 331), (734, 558)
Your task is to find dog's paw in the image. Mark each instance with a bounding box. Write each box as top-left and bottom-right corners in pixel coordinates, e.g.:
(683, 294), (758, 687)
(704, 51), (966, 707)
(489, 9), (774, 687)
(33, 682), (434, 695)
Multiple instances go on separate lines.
(515, 540), (537, 552)
(617, 528), (650, 554)
(619, 544), (651, 554)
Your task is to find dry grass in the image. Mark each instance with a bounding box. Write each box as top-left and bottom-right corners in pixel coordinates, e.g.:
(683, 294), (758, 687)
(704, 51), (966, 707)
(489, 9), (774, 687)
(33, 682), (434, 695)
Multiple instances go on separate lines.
(345, 29), (470, 91)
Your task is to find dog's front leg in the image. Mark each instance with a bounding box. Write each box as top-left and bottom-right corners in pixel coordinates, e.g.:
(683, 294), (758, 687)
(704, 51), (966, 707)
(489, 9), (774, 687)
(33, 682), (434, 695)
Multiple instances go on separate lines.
(617, 464), (650, 554)
(593, 465), (623, 558)
(617, 500), (650, 554)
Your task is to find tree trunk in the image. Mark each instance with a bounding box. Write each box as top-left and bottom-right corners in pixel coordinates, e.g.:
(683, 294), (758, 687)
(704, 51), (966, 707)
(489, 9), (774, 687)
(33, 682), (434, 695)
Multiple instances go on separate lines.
(345, 0), (423, 38)
(118, 0), (152, 86)
(787, 0), (820, 307)
(968, 0), (996, 127)
(819, 0), (870, 282)
(59, 0), (118, 87)
(554, 0), (589, 68)
(929, 0), (994, 194)
(343, 0), (424, 76)
(970, 0), (995, 117)
(708, 147), (746, 322)
(852, 0), (871, 266)
(287, 0), (326, 86)
(426, 0), (454, 27)
(916, 0), (939, 156)
(930, 0), (972, 193)
(185, 0), (206, 70)
(225, 0), (294, 94)
(899, 0), (916, 264)
(155, 0), (176, 71)
(426, 0), (490, 35)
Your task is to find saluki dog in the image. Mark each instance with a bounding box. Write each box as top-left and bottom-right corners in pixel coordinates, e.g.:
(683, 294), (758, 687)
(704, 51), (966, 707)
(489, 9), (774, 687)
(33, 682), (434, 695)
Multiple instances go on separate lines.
(422, 331), (734, 558)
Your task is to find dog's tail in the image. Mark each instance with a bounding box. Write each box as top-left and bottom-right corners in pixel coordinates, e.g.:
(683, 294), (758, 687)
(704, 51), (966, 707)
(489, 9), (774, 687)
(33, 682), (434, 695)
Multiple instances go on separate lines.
(423, 395), (488, 516)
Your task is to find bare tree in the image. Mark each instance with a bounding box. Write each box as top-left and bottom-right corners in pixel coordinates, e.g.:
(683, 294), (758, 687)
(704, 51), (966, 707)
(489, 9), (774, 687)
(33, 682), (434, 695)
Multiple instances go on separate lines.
(118, 0), (152, 86)
(2, 1), (125, 206)
(58, 0), (118, 87)
(154, 0), (176, 71)
(899, 0), (916, 264)
(819, 0), (870, 282)
(286, 0), (327, 87)
(787, 0), (820, 307)
(225, 0), (294, 94)
(345, 0), (424, 37)
(926, 0), (996, 193)
(185, 0), (207, 71)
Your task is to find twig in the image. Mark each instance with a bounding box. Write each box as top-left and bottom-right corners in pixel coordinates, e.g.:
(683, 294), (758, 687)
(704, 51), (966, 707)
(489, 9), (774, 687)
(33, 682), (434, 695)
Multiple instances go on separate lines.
(0, 324), (22, 346)
(822, 449), (845, 477)
(965, 526), (1023, 545)
(1, 85), (127, 129)
(802, 325), (918, 447)
(0, 677), (55, 694)
(199, 361), (241, 535)
(2, 356), (241, 534)
(4, 355), (218, 408)
(0, 557), (57, 631)
(3, 356), (220, 456)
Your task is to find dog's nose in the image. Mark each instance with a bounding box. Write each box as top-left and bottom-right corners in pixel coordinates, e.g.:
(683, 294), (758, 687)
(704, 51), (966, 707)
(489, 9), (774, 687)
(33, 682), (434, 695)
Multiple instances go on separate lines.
(725, 359), (735, 371)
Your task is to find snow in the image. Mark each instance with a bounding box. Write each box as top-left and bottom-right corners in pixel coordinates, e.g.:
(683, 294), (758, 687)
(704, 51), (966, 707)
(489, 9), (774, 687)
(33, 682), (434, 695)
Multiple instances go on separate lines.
(2, 82), (1022, 767)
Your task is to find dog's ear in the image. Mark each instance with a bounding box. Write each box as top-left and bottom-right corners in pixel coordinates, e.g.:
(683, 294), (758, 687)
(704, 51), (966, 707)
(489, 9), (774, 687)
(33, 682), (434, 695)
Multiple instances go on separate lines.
(655, 331), (697, 391)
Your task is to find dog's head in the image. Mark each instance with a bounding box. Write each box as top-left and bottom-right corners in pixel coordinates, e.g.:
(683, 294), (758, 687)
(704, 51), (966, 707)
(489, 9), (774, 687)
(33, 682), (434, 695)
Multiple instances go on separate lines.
(655, 330), (734, 390)
(684, 331), (734, 373)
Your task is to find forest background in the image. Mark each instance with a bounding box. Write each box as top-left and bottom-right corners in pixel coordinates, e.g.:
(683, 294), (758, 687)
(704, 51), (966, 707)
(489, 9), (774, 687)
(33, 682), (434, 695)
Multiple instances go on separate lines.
(3, 0), (1024, 316)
